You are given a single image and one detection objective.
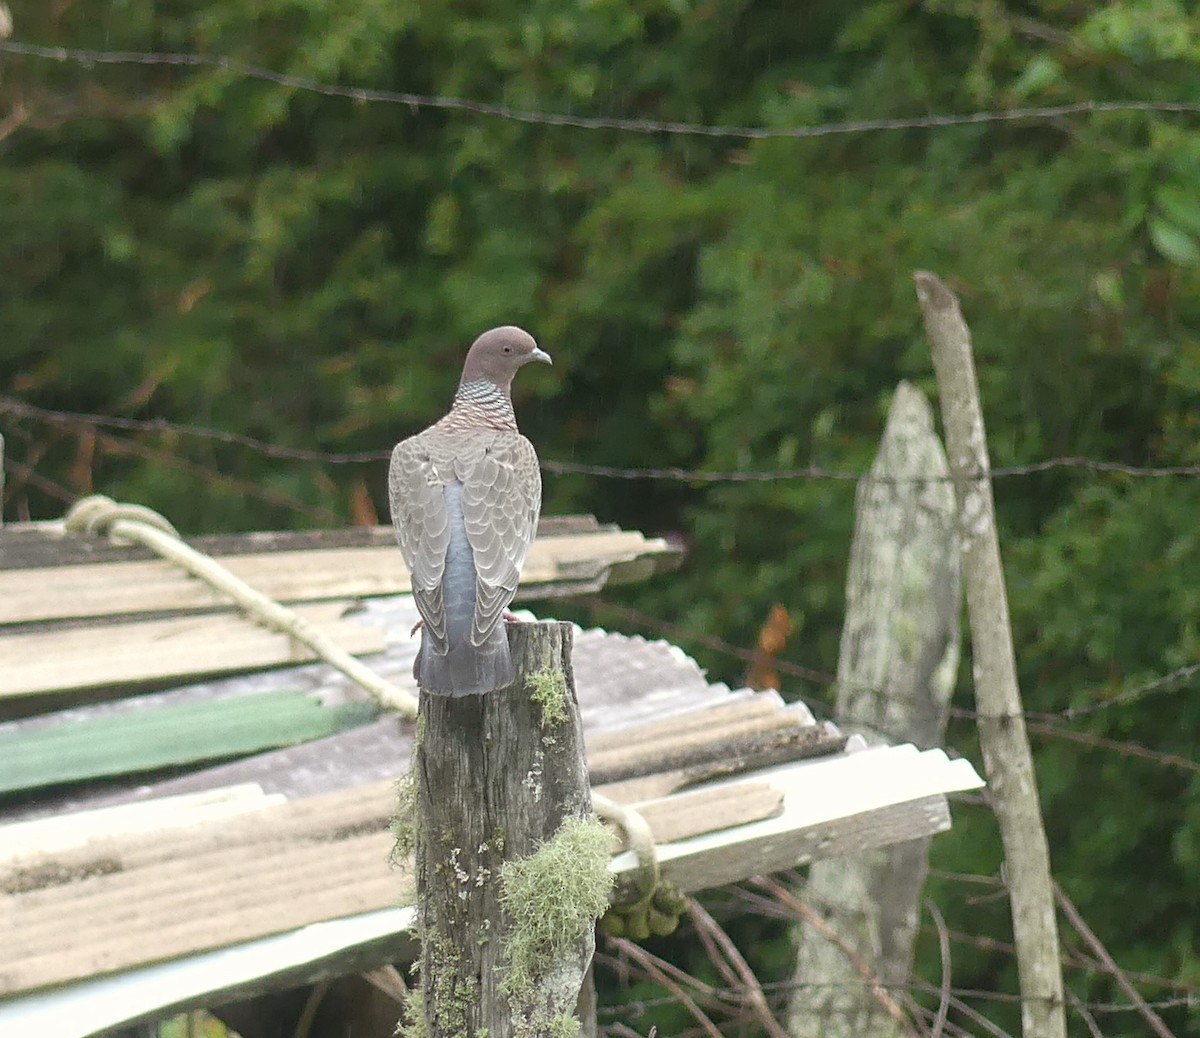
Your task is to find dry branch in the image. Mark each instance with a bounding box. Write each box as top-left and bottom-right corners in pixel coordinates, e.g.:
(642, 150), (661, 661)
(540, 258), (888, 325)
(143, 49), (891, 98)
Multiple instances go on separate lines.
(1052, 882), (1174, 1038)
(914, 270), (1066, 1038)
(756, 877), (922, 1038)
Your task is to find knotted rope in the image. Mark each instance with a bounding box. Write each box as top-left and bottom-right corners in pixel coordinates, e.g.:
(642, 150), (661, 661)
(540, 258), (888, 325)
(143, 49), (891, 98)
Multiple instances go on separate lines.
(593, 793), (686, 939)
(64, 494), (418, 716)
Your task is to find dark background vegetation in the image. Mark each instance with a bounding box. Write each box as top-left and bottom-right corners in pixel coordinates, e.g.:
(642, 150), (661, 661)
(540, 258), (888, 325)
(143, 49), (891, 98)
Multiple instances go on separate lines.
(3, 2), (1199, 1035)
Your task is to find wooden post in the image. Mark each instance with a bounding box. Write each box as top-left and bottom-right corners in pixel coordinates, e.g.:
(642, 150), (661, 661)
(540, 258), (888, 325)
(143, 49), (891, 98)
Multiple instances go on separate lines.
(914, 271), (1067, 1038)
(409, 621), (609, 1038)
(787, 382), (960, 1038)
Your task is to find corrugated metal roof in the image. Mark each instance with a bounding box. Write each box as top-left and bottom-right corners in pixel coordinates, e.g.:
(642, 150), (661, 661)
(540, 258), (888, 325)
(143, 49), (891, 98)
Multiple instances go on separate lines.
(0, 517), (984, 1038)
(1, 597), (813, 816)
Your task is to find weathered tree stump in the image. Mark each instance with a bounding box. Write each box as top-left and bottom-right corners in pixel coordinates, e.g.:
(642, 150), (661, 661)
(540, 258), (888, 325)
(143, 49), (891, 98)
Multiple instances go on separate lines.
(409, 621), (609, 1038)
(788, 382), (961, 1038)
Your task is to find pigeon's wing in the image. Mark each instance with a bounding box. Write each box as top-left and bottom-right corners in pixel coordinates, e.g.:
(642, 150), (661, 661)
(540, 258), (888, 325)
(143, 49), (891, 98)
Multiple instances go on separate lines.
(460, 433), (542, 647)
(388, 434), (451, 652)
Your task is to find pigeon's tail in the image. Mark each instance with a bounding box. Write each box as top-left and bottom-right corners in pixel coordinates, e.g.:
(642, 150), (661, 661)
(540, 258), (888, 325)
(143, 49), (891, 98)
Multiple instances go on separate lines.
(415, 625), (514, 696)
(414, 480), (515, 695)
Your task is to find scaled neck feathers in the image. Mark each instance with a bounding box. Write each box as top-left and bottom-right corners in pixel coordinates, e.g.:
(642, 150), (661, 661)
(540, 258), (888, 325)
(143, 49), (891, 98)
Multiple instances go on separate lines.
(445, 378), (518, 431)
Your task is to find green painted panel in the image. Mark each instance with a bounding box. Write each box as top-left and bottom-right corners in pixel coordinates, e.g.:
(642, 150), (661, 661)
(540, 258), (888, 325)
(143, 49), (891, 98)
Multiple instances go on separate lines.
(0, 691), (379, 794)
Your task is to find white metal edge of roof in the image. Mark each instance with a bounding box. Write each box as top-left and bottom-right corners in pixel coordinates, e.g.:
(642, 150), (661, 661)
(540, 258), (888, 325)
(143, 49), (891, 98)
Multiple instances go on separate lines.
(0, 907), (417, 1038)
(0, 746), (984, 1038)
(611, 745), (984, 871)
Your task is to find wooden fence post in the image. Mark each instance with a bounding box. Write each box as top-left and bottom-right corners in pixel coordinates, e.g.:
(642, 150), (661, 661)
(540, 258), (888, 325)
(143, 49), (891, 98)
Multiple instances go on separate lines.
(787, 382), (961, 1038)
(914, 271), (1067, 1038)
(408, 620), (610, 1038)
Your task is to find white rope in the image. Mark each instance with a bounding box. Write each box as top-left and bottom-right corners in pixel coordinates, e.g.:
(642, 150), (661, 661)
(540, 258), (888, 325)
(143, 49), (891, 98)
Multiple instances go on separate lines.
(592, 792), (659, 894)
(63, 494), (418, 716)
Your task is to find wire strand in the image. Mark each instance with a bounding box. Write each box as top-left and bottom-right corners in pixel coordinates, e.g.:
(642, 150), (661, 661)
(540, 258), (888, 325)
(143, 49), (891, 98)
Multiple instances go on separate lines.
(2, 40), (1199, 140)
(7, 397), (1200, 483)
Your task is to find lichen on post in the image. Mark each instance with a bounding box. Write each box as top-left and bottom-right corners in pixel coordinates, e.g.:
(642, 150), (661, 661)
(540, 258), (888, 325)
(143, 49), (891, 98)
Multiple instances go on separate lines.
(407, 620), (605, 1037)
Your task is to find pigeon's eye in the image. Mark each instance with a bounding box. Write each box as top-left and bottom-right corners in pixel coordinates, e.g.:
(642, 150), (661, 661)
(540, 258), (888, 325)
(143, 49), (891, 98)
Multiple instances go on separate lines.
(502, 345), (513, 354)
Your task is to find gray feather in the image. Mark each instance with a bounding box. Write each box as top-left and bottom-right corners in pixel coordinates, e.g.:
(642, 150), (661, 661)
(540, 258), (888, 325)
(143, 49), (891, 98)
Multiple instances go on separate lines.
(412, 483), (517, 696)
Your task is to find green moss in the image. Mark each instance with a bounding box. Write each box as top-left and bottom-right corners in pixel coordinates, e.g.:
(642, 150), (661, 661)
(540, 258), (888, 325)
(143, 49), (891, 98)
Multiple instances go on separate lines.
(499, 814), (613, 1001)
(427, 927), (476, 1032)
(544, 1014), (581, 1038)
(394, 989), (426, 1038)
(402, 911), (476, 1036)
(389, 768), (419, 865)
(526, 666), (569, 729)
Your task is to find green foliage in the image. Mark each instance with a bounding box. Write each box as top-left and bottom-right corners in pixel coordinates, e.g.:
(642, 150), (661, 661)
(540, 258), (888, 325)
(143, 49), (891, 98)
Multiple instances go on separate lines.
(4, 1), (1200, 1032)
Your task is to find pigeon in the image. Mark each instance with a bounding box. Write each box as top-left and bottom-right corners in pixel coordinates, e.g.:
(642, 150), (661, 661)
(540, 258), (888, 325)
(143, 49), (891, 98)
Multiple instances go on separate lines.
(388, 326), (551, 695)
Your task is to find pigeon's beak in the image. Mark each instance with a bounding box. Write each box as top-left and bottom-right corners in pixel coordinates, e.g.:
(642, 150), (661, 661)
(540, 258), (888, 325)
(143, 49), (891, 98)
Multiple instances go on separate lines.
(530, 347), (552, 365)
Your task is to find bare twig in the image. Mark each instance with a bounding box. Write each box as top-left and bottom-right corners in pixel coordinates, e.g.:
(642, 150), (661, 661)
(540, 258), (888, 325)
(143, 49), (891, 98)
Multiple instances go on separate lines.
(685, 897), (790, 1038)
(1, 456), (75, 505)
(1053, 882), (1176, 1038)
(1065, 988), (1106, 1038)
(928, 869), (1005, 888)
(911, 982), (1018, 1038)
(1053, 663), (1200, 719)
(292, 980), (330, 1038)
(926, 899), (952, 1038)
(753, 877), (924, 1038)
(906, 999), (976, 1038)
(604, 1026), (659, 1038)
(0, 99), (27, 143)
(607, 938), (725, 1038)
(618, 945), (723, 1002)
(683, 904), (744, 992)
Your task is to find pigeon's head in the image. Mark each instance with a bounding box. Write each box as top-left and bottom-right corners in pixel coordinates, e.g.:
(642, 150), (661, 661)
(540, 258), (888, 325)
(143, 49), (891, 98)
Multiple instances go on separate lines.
(460, 326), (551, 387)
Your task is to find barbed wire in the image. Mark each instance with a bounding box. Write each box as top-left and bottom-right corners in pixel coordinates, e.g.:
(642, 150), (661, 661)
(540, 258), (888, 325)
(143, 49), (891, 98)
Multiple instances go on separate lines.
(0, 397), (387, 464)
(543, 456), (1200, 483)
(1054, 662), (1200, 719)
(1023, 716), (1200, 775)
(2, 39), (1199, 140)
(577, 596), (839, 686)
(6, 395), (1200, 765)
(7, 396), (1200, 484)
(585, 595), (1200, 726)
